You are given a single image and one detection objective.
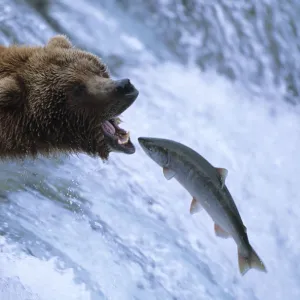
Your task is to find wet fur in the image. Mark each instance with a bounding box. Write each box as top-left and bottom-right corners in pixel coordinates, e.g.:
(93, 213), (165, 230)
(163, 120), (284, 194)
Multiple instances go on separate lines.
(0, 35), (130, 160)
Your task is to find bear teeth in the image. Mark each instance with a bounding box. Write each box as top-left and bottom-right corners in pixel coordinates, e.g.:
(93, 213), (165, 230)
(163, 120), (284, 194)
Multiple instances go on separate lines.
(114, 117), (122, 125)
(117, 131), (130, 145)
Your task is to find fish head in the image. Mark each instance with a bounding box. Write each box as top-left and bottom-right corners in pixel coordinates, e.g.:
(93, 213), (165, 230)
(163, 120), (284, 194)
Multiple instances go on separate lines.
(138, 137), (169, 167)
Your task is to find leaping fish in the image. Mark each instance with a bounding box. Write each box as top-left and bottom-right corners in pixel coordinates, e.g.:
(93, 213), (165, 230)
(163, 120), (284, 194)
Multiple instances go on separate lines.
(138, 137), (267, 276)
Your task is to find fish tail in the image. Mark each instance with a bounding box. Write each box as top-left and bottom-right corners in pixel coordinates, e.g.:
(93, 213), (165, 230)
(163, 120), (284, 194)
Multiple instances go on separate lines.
(238, 245), (267, 276)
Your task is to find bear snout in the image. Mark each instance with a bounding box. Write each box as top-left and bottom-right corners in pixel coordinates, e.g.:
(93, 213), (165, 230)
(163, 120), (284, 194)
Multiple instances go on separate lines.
(114, 79), (139, 102)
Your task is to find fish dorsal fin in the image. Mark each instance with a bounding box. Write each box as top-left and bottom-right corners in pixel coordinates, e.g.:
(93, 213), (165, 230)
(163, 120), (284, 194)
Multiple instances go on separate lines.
(215, 168), (228, 188)
(163, 167), (175, 180)
(214, 223), (230, 239)
(190, 197), (202, 214)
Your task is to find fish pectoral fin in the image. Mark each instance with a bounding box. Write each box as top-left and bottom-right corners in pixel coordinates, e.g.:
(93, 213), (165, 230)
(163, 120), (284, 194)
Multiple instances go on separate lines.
(163, 167), (175, 180)
(215, 168), (228, 188)
(214, 223), (230, 239)
(190, 197), (202, 214)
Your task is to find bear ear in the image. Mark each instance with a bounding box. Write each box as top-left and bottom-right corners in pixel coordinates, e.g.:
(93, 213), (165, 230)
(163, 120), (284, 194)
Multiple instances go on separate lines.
(47, 35), (73, 49)
(0, 76), (22, 108)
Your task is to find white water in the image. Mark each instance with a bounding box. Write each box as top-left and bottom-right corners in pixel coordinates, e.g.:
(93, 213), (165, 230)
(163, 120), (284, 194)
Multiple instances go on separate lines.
(0, 1), (299, 299)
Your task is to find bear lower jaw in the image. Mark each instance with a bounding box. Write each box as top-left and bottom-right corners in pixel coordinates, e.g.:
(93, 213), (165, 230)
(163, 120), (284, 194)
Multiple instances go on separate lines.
(101, 118), (135, 155)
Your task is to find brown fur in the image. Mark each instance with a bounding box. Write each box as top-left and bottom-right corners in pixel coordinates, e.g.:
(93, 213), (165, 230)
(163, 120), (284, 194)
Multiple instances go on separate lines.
(0, 35), (138, 160)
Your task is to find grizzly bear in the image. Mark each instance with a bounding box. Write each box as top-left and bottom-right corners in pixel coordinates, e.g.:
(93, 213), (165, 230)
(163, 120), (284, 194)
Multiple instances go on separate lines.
(0, 35), (139, 160)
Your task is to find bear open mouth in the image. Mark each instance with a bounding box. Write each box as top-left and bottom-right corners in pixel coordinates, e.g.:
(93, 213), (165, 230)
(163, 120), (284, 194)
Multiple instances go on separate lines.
(101, 117), (135, 154)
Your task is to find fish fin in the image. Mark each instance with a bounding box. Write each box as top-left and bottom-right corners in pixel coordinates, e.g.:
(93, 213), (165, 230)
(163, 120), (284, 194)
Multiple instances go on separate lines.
(163, 167), (175, 180)
(238, 246), (267, 276)
(215, 168), (228, 188)
(214, 223), (230, 239)
(190, 197), (202, 214)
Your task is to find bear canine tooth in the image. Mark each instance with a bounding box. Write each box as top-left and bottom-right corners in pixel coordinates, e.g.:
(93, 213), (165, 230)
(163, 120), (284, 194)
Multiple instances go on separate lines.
(117, 132), (130, 144)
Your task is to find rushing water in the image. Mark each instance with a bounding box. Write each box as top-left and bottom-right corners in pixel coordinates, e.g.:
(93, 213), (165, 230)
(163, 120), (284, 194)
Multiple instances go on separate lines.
(0, 0), (299, 299)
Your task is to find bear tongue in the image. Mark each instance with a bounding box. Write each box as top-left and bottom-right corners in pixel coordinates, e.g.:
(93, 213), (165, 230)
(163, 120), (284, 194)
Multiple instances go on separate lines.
(102, 121), (116, 135)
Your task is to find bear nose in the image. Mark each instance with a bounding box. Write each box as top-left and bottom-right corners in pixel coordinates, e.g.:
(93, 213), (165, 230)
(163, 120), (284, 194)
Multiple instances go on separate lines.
(115, 79), (136, 95)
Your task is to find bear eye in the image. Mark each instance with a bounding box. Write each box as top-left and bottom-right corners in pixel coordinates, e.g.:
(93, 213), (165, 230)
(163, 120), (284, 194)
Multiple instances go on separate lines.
(72, 83), (86, 97)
